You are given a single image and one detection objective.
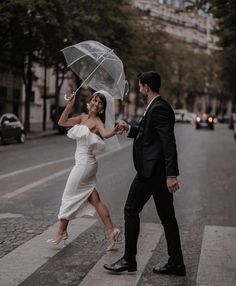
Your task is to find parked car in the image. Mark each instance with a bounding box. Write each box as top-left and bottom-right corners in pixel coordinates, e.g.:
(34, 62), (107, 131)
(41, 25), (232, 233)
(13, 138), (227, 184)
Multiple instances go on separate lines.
(174, 109), (194, 123)
(0, 113), (25, 144)
(217, 113), (230, 124)
(234, 121), (236, 140)
(229, 113), (236, 129)
(195, 113), (214, 130)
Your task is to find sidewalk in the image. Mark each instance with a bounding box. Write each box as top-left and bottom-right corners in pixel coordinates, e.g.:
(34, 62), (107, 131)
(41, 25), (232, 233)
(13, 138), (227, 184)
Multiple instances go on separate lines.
(26, 122), (59, 140)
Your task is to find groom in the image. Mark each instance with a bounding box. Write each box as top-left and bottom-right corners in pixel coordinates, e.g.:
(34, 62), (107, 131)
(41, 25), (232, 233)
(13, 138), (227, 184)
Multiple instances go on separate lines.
(104, 71), (185, 276)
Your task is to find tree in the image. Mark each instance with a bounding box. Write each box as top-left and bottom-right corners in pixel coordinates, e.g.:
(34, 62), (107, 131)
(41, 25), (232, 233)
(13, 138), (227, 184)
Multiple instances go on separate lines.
(187, 0), (236, 112)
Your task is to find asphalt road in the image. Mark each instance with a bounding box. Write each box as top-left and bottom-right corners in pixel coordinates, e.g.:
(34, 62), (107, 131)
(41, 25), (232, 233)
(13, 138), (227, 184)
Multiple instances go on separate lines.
(0, 123), (235, 286)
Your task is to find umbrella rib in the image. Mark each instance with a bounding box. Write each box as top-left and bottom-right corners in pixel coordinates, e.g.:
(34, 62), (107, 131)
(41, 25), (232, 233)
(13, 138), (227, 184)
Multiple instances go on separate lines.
(68, 54), (87, 67)
(74, 50), (114, 93)
(63, 41), (126, 98)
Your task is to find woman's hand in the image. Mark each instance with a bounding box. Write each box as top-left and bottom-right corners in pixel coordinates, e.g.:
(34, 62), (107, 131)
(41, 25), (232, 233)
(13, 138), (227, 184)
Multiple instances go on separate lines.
(65, 92), (76, 110)
(117, 120), (129, 132)
(58, 92), (82, 127)
(113, 124), (125, 135)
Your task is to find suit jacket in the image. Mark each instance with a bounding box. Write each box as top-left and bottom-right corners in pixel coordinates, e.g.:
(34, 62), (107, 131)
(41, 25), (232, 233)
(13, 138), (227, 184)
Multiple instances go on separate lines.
(128, 96), (179, 178)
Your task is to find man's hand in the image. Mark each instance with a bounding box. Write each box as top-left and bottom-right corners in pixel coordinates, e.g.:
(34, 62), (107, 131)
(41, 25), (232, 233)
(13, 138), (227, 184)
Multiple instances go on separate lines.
(117, 120), (129, 132)
(113, 124), (124, 135)
(167, 177), (180, 193)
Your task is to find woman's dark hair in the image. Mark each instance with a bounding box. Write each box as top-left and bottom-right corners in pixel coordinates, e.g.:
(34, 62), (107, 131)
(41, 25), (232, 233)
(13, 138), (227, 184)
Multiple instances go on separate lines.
(137, 71), (161, 93)
(88, 93), (107, 123)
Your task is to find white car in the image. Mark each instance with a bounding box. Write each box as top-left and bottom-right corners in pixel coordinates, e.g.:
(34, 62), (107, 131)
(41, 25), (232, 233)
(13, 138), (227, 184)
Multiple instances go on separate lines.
(174, 109), (194, 123)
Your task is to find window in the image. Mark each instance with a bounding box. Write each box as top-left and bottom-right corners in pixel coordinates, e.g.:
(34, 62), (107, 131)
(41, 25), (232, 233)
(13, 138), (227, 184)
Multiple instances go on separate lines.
(9, 116), (17, 123)
(0, 86), (7, 115)
(13, 89), (20, 116)
(0, 86), (7, 100)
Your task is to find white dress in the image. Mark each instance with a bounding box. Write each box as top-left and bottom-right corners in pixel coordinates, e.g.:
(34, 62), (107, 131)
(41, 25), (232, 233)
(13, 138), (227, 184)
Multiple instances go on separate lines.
(58, 124), (105, 220)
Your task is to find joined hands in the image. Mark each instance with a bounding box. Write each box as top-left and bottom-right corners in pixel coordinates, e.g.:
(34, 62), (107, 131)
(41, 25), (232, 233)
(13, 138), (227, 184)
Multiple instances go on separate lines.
(114, 120), (129, 135)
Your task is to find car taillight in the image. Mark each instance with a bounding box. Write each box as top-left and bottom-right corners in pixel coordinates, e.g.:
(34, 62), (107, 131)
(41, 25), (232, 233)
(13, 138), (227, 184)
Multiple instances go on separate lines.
(208, 117), (213, 123)
(196, 117), (201, 122)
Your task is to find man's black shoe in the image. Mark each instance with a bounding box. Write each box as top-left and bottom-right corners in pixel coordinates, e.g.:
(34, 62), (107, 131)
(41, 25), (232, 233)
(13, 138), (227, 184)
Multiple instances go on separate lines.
(153, 263), (186, 276)
(104, 258), (137, 273)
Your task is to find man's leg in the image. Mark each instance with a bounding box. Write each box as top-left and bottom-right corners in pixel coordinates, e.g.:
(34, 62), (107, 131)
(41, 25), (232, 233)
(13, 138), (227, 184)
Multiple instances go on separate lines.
(123, 174), (153, 263)
(153, 181), (184, 266)
(104, 174), (153, 272)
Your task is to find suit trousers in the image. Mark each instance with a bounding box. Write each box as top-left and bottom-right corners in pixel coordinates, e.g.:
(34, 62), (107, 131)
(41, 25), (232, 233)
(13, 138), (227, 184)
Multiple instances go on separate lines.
(124, 170), (184, 265)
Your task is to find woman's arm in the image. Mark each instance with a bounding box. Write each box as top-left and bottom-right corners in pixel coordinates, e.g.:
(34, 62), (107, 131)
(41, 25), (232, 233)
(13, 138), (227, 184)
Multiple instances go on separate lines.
(58, 94), (82, 127)
(96, 121), (120, 138)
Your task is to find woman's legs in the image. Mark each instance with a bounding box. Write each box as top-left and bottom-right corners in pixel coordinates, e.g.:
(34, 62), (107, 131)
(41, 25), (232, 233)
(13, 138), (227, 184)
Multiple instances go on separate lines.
(88, 189), (120, 250)
(47, 219), (69, 244)
(88, 189), (114, 231)
(58, 219), (69, 236)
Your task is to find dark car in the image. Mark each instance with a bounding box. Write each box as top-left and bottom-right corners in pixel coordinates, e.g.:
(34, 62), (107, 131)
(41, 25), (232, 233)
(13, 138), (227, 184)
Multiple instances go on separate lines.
(234, 121), (236, 140)
(229, 113), (236, 129)
(0, 113), (25, 144)
(195, 113), (214, 130)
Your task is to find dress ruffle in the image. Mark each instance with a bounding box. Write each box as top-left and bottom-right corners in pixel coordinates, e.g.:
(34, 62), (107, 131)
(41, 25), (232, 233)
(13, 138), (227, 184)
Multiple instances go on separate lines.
(67, 124), (105, 150)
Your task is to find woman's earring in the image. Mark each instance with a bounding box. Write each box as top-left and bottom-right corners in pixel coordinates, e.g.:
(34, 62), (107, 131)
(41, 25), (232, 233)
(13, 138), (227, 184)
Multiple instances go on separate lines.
(99, 109), (104, 114)
(87, 103), (90, 110)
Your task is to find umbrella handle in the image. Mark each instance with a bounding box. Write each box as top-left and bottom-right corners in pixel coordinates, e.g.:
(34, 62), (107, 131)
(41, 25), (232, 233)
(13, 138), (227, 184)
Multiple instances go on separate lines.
(64, 91), (76, 101)
(64, 94), (70, 101)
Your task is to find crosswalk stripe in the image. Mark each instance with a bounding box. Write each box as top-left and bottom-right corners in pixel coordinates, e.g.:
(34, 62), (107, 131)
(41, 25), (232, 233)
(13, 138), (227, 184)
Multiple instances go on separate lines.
(0, 217), (97, 286)
(196, 225), (236, 286)
(78, 223), (163, 286)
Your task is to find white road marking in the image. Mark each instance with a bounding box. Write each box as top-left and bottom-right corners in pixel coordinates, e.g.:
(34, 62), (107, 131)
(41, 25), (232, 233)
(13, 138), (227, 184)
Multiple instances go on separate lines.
(0, 156), (73, 180)
(2, 168), (71, 199)
(0, 213), (24, 219)
(0, 217), (97, 286)
(78, 223), (163, 286)
(196, 225), (236, 286)
(1, 142), (132, 200)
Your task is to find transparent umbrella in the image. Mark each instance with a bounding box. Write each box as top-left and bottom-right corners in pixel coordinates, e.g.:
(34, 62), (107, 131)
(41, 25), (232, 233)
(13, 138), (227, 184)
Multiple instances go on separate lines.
(61, 40), (128, 100)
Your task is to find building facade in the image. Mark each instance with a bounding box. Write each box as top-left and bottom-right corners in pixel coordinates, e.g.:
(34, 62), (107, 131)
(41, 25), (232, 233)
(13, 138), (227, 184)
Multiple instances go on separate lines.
(131, 0), (217, 52)
(130, 0), (233, 116)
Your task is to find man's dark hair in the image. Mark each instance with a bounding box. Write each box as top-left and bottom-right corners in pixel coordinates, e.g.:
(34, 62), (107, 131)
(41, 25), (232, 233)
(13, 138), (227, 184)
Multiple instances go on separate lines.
(137, 71), (161, 93)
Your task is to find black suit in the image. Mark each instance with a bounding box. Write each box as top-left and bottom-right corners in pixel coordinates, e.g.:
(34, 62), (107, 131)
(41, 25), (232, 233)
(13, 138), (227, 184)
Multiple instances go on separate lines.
(124, 96), (184, 266)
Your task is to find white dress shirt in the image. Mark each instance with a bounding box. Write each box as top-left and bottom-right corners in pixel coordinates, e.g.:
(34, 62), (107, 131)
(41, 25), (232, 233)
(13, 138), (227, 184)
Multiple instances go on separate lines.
(127, 94), (160, 133)
(143, 94), (160, 116)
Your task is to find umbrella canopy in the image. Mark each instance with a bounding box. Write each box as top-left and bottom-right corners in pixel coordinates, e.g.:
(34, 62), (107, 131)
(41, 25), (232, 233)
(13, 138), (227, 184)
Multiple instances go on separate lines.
(61, 40), (128, 100)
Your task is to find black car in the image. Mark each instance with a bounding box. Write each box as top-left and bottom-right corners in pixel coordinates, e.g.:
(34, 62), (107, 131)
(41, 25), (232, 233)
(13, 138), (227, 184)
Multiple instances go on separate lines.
(229, 113), (236, 129)
(0, 113), (25, 144)
(234, 122), (236, 140)
(195, 113), (214, 130)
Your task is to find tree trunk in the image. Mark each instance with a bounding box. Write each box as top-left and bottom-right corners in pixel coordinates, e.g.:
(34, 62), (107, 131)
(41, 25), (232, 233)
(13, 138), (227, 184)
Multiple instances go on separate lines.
(42, 60), (47, 131)
(53, 65), (60, 130)
(24, 50), (33, 133)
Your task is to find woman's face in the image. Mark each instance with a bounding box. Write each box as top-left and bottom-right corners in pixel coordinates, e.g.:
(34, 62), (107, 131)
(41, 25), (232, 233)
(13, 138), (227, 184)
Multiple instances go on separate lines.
(89, 95), (104, 114)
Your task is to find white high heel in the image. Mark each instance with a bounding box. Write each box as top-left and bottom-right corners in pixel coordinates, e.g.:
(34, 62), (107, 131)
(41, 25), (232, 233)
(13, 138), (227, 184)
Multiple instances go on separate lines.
(106, 228), (121, 251)
(47, 232), (68, 246)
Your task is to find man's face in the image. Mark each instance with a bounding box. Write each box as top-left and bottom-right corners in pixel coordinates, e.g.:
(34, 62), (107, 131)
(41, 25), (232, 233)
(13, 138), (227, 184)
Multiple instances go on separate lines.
(139, 81), (148, 100)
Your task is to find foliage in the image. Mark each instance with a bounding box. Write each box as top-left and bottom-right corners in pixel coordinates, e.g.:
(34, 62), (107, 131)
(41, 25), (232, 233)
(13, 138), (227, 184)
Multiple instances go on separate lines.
(187, 0), (236, 111)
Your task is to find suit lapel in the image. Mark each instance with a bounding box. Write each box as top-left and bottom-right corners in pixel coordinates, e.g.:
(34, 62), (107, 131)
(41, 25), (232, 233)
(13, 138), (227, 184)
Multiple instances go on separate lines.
(144, 95), (161, 118)
(135, 96), (161, 142)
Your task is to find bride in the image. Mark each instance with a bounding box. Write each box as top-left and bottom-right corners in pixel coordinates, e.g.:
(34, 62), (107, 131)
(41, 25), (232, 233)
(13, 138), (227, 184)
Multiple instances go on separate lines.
(47, 89), (122, 251)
